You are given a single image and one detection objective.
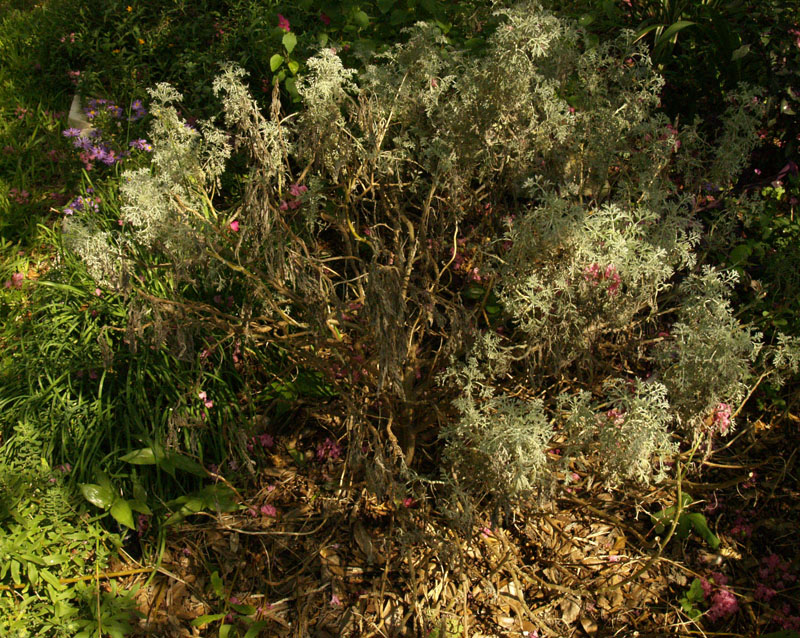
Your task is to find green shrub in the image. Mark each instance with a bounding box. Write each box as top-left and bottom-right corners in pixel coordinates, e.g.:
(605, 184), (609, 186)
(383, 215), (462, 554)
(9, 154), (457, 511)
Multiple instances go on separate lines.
(59, 2), (798, 503)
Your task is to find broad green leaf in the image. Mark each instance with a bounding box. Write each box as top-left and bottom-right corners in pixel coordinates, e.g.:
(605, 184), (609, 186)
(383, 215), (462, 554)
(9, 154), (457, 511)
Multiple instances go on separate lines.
(110, 499), (135, 529)
(686, 578), (706, 603)
(318, 32), (328, 47)
(288, 59), (300, 75)
(10, 559), (21, 585)
(731, 44), (750, 61)
(27, 562), (39, 585)
(211, 570), (224, 598)
(80, 483), (114, 510)
(285, 77), (299, 98)
(120, 448), (157, 464)
(353, 10), (369, 28)
(578, 13), (595, 27)
(42, 554), (69, 566)
(220, 625), (232, 638)
(687, 513), (720, 549)
(282, 32), (297, 54)
(41, 569), (64, 590)
(729, 243), (752, 264)
(191, 613), (227, 627)
(655, 20), (696, 46)
(129, 499), (152, 515)
(231, 603), (257, 615)
(244, 621), (269, 638)
(270, 54), (284, 72)
(166, 452), (206, 477)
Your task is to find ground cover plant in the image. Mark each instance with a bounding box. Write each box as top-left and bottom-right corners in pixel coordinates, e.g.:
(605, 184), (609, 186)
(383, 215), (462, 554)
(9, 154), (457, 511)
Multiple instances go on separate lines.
(2, 0), (800, 636)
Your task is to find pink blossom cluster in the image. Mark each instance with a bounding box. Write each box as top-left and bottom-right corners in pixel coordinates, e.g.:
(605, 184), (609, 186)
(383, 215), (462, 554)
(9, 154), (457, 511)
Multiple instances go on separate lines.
(712, 403), (732, 434)
(197, 390), (213, 409)
(758, 554), (797, 591)
(583, 263), (621, 297)
(246, 432), (274, 452)
(316, 437), (342, 461)
(279, 183), (308, 211)
(701, 573), (739, 622)
(8, 187), (30, 204)
(4, 272), (24, 289)
(606, 408), (625, 426)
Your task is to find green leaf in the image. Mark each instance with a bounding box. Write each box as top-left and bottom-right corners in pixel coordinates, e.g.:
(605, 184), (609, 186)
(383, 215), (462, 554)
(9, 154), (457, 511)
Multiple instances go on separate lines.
(41, 569), (64, 590)
(282, 32), (297, 54)
(27, 562), (39, 585)
(80, 483), (115, 510)
(288, 59), (300, 75)
(270, 54), (284, 72)
(353, 9), (370, 28)
(110, 499), (135, 529)
(42, 554), (69, 566)
(244, 621), (269, 638)
(687, 578), (706, 602)
(231, 603), (257, 615)
(129, 499), (152, 515)
(166, 452), (206, 476)
(377, 0), (394, 13)
(731, 44), (750, 61)
(220, 625), (232, 638)
(655, 20), (696, 47)
(285, 77), (299, 98)
(211, 571), (224, 598)
(687, 513), (720, 549)
(729, 243), (752, 264)
(578, 13), (595, 27)
(318, 32), (328, 47)
(10, 559), (21, 585)
(191, 613), (227, 627)
(120, 447), (157, 464)
(462, 284), (486, 301)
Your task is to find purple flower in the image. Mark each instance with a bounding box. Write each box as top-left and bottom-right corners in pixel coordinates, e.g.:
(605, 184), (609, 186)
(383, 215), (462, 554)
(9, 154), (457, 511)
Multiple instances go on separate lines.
(129, 138), (153, 152)
(63, 127), (82, 138)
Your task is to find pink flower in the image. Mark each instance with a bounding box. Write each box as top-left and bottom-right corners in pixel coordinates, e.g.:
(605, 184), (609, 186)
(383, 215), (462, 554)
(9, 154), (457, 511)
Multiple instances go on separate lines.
(198, 390), (207, 401)
(316, 437), (342, 461)
(403, 497), (416, 508)
(257, 433), (274, 448)
(330, 594), (341, 606)
(277, 14), (290, 32)
(712, 403), (731, 434)
(5, 272), (24, 289)
(279, 200), (289, 211)
(229, 220), (239, 232)
(583, 262), (601, 282)
(706, 588), (738, 622)
(259, 503), (277, 517)
(319, 12), (331, 25)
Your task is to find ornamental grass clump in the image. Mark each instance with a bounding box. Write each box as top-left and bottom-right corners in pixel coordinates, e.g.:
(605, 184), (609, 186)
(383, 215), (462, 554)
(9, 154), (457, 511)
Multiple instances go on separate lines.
(62, 1), (798, 504)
